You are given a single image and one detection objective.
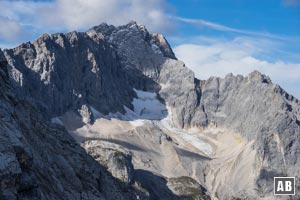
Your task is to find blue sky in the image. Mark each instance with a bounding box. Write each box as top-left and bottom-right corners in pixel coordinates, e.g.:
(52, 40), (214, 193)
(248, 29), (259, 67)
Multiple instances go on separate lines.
(172, 0), (300, 35)
(0, 0), (299, 98)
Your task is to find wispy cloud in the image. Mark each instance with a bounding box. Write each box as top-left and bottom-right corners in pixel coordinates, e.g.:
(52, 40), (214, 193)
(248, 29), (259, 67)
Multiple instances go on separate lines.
(173, 16), (290, 40)
(283, 0), (300, 6)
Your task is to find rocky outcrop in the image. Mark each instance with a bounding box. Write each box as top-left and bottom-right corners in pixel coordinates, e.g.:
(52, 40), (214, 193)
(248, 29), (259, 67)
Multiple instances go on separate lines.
(83, 141), (134, 188)
(134, 170), (211, 200)
(4, 32), (134, 119)
(86, 21), (175, 91)
(167, 176), (211, 200)
(82, 140), (212, 200)
(82, 140), (151, 200)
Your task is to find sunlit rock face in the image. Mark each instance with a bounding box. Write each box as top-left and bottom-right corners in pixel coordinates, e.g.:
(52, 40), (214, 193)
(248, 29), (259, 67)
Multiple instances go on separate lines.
(2, 21), (300, 200)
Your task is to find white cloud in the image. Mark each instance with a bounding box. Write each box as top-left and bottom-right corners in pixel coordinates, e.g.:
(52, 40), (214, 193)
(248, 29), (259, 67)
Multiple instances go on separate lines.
(49, 0), (174, 32)
(0, 0), (174, 34)
(0, 16), (24, 41)
(173, 37), (300, 98)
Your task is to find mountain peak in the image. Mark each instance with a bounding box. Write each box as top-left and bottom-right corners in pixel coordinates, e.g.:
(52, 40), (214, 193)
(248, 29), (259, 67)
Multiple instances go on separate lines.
(87, 21), (176, 60)
(248, 70), (272, 84)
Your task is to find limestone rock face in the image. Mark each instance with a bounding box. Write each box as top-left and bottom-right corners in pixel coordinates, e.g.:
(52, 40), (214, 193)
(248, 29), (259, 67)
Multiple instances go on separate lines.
(87, 22), (202, 129)
(2, 21), (300, 200)
(159, 59), (200, 128)
(0, 49), (9, 96)
(1, 48), (104, 199)
(193, 72), (300, 196)
(86, 21), (175, 91)
(0, 49), (143, 200)
(4, 32), (134, 119)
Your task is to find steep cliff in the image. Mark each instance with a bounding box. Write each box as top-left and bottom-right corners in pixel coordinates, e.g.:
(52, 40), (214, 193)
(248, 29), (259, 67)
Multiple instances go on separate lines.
(0, 49), (149, 200)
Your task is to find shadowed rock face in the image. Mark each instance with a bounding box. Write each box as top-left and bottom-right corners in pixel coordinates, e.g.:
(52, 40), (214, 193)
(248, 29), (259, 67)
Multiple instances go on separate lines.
(3, 22), (176, 120)
(0, 50), (9, 96)
(0, 49), (150, 200)
(134, 170), (210, 200)
(4, 32), (136, 118)
(1, 48), (106, 199)
(2, 21), (300, 199)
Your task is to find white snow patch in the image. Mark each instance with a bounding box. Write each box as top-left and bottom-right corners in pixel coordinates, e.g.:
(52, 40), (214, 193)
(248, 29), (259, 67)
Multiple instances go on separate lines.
(159, 121), (213, 156)
(90, 106), (103, 118)
(94, 89), (167, 126)
(107, 111), (129, 121)
(74, 89), (212, 156)
(129, 119), (145, 127)
(89, 89), (167, 121)
(51, 117), (63, 125)
(130, 89), (167, 120)
(156, 106), (213, 156)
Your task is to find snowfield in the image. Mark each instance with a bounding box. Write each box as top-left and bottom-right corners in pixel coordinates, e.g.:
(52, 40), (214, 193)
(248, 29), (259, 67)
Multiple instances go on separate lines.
(130, 89), (168, 120)
(53, 89), (257, 200)
(52, 89), (214, 156)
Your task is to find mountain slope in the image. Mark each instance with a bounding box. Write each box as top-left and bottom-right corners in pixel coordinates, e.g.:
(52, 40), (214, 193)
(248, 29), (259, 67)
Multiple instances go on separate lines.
(2, 22), (300, 199)
(0, 49), (152, 200)
(87, 23), (300, 198)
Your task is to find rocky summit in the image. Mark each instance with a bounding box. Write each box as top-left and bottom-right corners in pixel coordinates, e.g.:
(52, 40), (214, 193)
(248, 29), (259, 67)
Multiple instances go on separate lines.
(1, 22), (299, 200)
